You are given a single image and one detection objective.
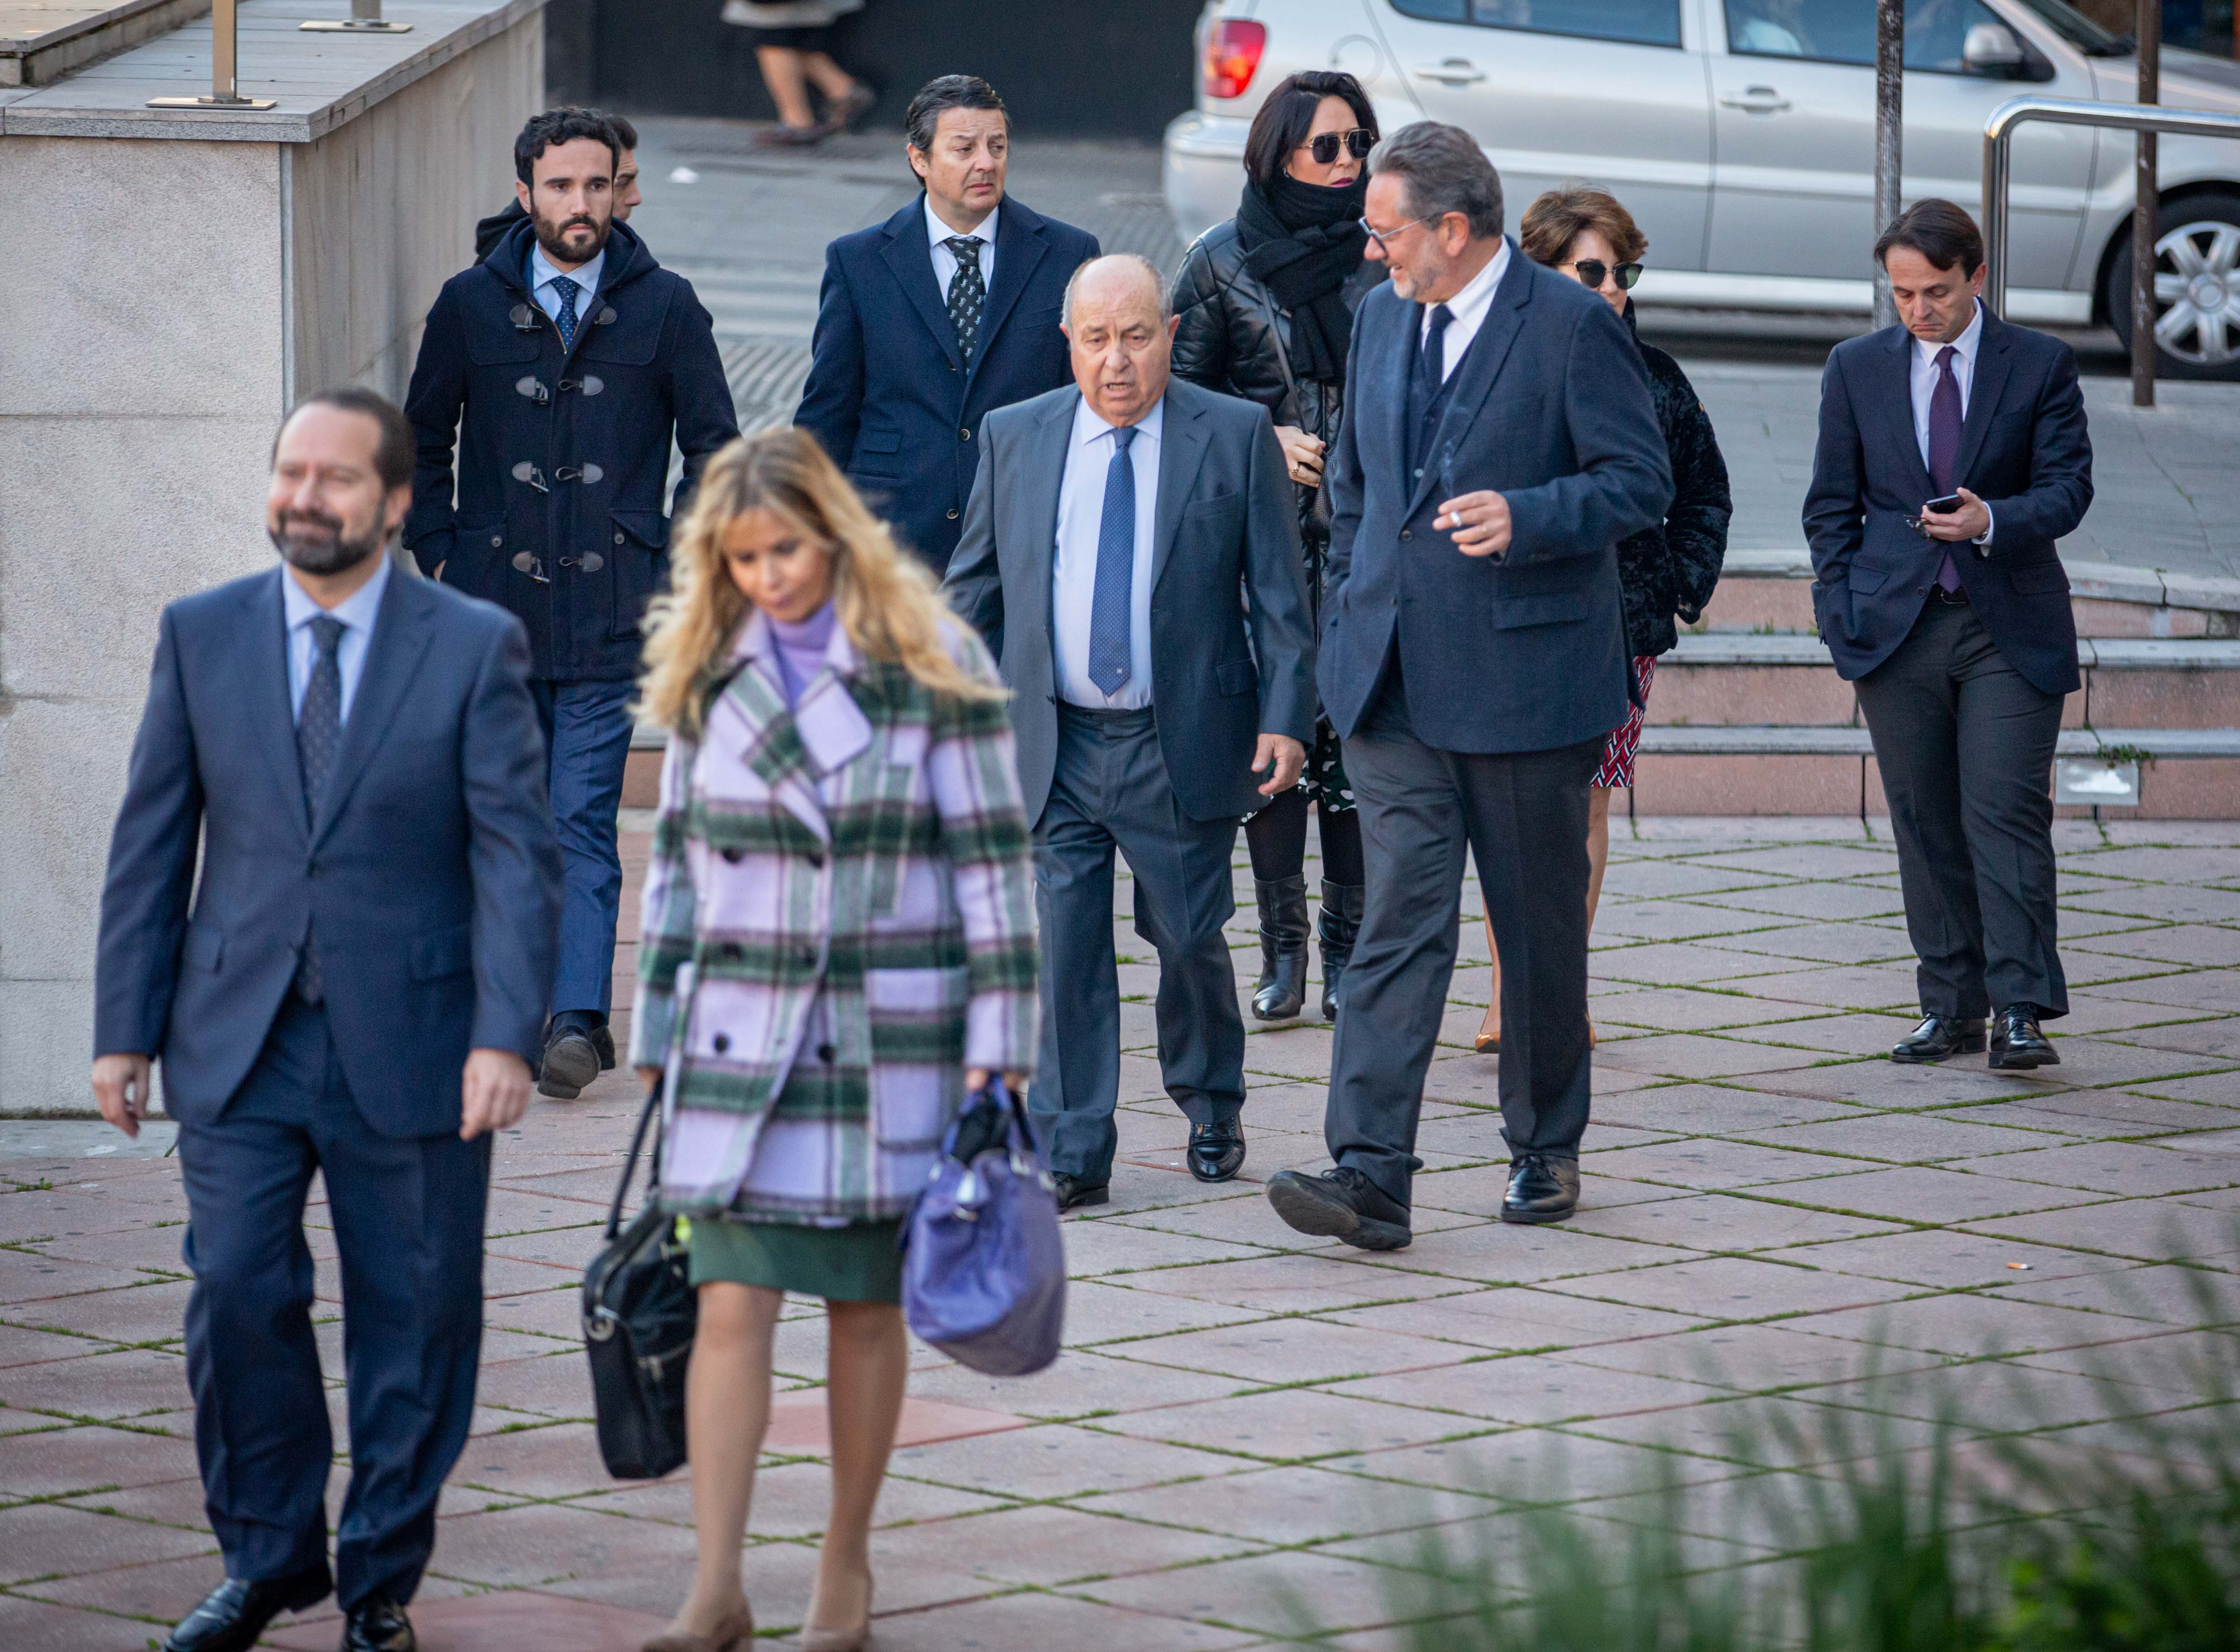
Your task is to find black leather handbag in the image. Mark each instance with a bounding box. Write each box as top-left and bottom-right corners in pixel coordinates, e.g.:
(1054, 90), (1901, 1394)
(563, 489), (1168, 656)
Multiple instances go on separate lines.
(582, 1084), (697, 1479)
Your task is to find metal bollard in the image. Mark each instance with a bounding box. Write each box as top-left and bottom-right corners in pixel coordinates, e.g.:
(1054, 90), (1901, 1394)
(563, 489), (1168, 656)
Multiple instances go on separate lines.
(146, 0), (278, 110)
(302, 0), (412, 33)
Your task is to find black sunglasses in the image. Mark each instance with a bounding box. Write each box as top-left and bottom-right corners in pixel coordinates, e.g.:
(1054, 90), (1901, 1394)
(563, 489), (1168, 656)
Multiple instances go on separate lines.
(1571, 259), (1646, 291)
(1299, 128), (1375, 165)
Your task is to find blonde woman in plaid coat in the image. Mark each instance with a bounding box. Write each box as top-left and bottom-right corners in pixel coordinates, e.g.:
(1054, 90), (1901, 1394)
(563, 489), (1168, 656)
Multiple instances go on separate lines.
(630, 430), (1036, 1652)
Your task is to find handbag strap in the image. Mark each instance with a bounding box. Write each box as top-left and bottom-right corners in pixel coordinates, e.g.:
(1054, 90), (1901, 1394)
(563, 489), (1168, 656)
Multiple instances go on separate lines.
(605, 1080), (665, 1241)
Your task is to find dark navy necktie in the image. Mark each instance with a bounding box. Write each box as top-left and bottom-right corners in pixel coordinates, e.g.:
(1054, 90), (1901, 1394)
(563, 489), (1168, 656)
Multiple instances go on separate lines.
(1928, 344), (1963, 592)
(1087, 425), (1139, 697)
(294, 614), (344, 1002)
(1406, 303), (1454, 479)
(944, 238), (986, 365)
(551, 274), (581, 352)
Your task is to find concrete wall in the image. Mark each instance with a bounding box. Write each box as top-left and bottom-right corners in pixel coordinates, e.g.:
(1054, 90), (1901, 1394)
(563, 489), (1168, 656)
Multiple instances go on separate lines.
(288, 12), (541, 405)
(0, 10), (542, 1116)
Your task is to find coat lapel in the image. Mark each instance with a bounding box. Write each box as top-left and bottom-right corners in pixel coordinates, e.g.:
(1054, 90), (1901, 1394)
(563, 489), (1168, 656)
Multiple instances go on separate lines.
(1403, 243), (1532, 522)
(717, 611), (871, 847)
(241, 569), (309, 847)
(1151, 386), (1212, 595)
(880, 197), (965, 372)
(968, 201), (1050, 386)
(1874, 325), (1938, 501)
(1019, 389), (1076, 652)
(311, 560), (436, 849)
(1952, 310), (2015, 487)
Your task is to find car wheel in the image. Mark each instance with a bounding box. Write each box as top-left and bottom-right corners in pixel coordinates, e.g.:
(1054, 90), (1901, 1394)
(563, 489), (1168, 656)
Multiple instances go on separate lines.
(2101, 191), (2240, 381)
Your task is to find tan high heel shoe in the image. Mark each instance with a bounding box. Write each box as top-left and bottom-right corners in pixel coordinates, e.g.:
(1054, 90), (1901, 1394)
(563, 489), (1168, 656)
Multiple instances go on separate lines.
(641, 1601), (753, 1652)
(801, 1578), (873, 1652)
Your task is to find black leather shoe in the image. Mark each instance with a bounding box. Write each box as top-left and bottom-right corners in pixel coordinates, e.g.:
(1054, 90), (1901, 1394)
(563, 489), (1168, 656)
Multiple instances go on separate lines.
(1501, 1153), (1581, 1225)
(1051, 1173), (1109, 1212)
(1890, 1014), (1986, 1064)
(341, 1595), (416, 1652)
(538, 1023), (599, 1098)
(1317, 880), (1365, 1021)
(1264, 1166), (1411, 1250)
(590, 1020), (617, 1072)
(1187, 1119), (1246, 1183)
(1251, 875), (1311, 1020)
(1990, 1003), (2060, 1070)
(163, 1568), (330, 1652)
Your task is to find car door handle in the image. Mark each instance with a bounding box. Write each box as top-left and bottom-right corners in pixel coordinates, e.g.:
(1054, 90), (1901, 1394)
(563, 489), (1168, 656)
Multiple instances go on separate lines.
(1718, 86), (1791, 113)
(1414, 59), (1488, 85)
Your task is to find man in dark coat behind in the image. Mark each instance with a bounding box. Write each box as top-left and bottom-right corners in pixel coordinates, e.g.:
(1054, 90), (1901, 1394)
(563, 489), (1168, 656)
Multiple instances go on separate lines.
(795, 74), (1098, 574)
(406, 107), (738, 1098)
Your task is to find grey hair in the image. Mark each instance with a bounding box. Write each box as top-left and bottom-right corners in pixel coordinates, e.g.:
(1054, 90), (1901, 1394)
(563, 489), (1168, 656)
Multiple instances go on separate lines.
(1369, 121), (1505, 240)
(1062, 253), (1173, 329)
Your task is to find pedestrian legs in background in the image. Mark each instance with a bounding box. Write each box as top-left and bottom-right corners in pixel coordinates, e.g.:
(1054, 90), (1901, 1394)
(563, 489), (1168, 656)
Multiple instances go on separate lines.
(659, 1284), (901, 1652)
(530, 677), (636, 1098)
(750, 43), (874, 147)
(1244, 786), (1365, 1022)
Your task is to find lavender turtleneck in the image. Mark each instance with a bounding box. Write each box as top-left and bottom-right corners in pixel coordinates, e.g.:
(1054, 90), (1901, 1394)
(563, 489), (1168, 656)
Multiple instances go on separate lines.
(768, 600), (838, 706)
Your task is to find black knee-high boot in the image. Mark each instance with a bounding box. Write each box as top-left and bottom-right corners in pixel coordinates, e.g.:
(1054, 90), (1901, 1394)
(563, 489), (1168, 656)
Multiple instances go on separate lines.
(1318, 879), (1365, 1021)
(1252, 875), (1311, 1020)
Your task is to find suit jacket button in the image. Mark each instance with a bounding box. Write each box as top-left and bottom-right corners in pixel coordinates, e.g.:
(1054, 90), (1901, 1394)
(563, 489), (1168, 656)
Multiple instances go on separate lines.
(817, 1042), (837, 1063)
(1400, 530), (1414, 542)
(947, 509), (959, 520)
(959, 427), (972, 441)
(721, 846), (743, 863)
(713, 1033), (730, 1053)
(797, 948), (816, 968)
(615, 531), (626, 545)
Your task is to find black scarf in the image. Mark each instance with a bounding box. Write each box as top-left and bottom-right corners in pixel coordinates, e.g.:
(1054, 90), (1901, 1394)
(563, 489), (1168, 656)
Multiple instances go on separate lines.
(1235, 171), (1369, 385)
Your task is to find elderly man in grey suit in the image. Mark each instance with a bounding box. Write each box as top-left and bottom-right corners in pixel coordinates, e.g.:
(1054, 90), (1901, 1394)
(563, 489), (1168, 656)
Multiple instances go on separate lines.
(1264, 124), (1671, 1250)
(944, 253), (1315, 1210)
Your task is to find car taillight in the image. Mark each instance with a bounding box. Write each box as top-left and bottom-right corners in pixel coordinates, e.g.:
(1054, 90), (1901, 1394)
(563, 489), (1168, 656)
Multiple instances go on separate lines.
(1201, 19), (1267, 101)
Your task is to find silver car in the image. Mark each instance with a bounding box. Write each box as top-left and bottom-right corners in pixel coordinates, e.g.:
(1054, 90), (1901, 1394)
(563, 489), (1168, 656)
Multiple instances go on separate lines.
(1165, 0), (2240, 377)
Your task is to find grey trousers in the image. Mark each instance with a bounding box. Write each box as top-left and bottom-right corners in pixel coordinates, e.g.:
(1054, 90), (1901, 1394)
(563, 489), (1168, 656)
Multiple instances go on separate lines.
(1325, 704), (1602, 1209)
(1854, 596), (2068, 1020)
(1029, 705), (1247, 1185)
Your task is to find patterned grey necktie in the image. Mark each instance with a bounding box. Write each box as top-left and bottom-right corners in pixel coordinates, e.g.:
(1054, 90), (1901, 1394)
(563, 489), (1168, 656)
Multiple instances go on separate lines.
(294, 614), (344, 1003)
(944, 238), (986, 365)
(551, 274), (581, 352)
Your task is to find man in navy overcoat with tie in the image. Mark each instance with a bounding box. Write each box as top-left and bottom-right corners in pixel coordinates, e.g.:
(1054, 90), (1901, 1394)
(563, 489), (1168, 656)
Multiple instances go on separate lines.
(795, 74), (1100, 575)
(1805, 199), (2092, 1073)
(92, 391), (560, 1652)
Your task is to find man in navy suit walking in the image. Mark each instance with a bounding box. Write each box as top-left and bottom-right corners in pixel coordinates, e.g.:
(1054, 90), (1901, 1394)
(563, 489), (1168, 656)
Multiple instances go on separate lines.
(795, 74), (1100, 574)
(1806, 199), (2092, 1073)
(92, 391), (561, 1652)
(1264, 124), (1670, 1249)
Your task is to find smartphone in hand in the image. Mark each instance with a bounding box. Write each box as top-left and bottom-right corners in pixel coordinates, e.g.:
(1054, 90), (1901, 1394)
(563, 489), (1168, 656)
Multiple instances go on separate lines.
(1910, 492), (1965, 535)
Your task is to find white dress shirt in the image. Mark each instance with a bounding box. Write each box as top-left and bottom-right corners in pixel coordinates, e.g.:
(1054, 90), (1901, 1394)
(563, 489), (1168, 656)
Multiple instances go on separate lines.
(529, 241), (606, 326)
(1052, 395), (1163, 711)
(927, 197), (998, 297)
(1908, 298), (1994, 544)
(1417, 235), (1512, 382)
(282, 552), (392, 724)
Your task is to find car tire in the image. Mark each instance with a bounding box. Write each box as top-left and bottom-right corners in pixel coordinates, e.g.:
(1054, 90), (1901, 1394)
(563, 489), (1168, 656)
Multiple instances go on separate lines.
(2101, 191), (2240, 382)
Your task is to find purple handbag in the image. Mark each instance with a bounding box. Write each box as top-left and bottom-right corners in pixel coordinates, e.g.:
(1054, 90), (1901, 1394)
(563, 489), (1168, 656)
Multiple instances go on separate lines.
(901, 1079), (1066, 1375)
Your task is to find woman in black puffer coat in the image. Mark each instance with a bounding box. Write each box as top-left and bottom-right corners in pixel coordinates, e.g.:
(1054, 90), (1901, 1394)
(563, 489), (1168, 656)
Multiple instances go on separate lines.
(1474, 184), (1733, 1054)
(1171, 70), (1384, 1025)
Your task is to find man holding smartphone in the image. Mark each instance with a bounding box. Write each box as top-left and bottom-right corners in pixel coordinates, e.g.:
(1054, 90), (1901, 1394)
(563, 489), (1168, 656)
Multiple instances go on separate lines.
(1804, 199), (2093, 1073)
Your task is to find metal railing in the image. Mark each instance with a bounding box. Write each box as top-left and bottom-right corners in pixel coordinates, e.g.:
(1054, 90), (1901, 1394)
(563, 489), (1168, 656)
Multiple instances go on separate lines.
(1982, 95), (2240, 374)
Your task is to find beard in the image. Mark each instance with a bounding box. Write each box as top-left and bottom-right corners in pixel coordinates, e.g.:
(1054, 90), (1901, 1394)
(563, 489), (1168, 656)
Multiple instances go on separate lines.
(270, 509), (386, 577)
(533, 206), (610, 266)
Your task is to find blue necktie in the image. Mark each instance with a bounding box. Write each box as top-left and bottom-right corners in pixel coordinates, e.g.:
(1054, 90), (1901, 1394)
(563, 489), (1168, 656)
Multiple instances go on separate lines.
(551, 275), (581, 352)
(1087, 425), (1138, 697)
(1928, 344), (1963, 592)
(294, 615), (344, 1003)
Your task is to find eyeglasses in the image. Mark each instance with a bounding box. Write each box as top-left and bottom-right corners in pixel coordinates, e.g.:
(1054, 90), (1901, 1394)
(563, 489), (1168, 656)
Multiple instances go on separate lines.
(1569, 259), (1646, 291)
(1358, 212), (1442, 254)
(1298, 128), (1375, 165)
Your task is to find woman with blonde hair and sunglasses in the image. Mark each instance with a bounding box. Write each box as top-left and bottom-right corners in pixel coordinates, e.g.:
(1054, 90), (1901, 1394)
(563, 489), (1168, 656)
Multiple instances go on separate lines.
(631, 428), (1037, 1652)
(1472, 185), (1732, 1054)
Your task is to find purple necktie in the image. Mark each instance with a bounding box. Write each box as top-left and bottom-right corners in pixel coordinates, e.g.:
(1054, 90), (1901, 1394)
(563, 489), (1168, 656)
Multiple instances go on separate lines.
(1927, 345), (1963, 592)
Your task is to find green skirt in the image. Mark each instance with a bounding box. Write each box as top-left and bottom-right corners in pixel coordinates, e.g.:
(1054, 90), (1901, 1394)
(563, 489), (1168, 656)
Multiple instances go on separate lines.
(684, 1215), (905, 1304)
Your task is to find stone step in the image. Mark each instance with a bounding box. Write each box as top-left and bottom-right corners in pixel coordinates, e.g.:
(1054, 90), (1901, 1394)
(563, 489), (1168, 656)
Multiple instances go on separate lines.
(1690, 550), (2240, 640)
(1655, 634), (2240, 730)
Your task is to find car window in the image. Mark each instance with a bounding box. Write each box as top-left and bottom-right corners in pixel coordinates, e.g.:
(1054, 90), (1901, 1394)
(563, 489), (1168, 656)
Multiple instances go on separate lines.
(1389, 0), (1684, 51)
(1724, 0), (2020, 71)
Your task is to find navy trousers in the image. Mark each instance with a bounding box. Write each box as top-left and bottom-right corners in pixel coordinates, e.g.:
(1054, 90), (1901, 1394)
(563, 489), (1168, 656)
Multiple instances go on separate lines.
(176, 997), (490, 1609)
(530, 676), (636, 1019)
(1029, 705), (1246, 1185)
